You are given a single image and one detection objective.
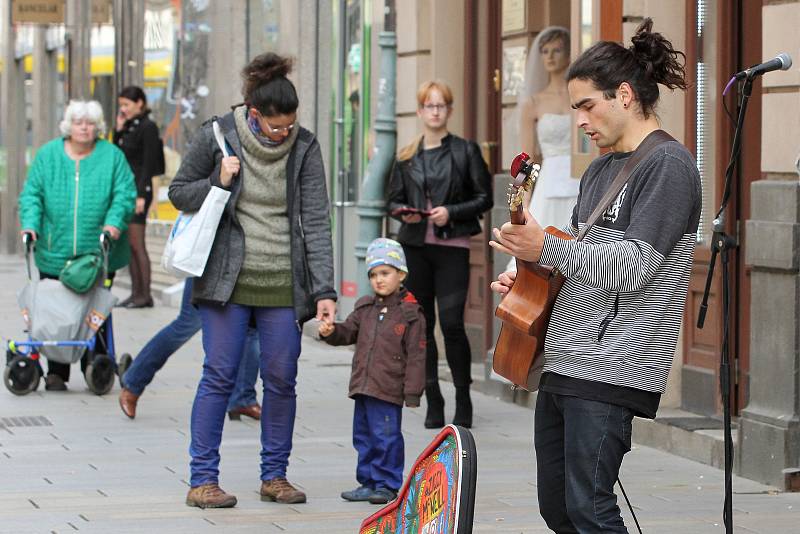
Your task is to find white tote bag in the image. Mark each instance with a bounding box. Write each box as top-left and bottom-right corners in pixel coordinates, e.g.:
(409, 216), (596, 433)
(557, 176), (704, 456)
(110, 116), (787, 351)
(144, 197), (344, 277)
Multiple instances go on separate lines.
(163, 119), (233, 278)
(162, 186), (231, 278)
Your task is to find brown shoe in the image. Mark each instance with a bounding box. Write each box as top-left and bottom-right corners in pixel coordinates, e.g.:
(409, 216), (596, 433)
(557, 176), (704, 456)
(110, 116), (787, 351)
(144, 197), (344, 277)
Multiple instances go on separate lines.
(118, 388), (140, 419)
(186, 483), (237, 509)
(228, 403), (262, 421)
(260, 477), (307, 504)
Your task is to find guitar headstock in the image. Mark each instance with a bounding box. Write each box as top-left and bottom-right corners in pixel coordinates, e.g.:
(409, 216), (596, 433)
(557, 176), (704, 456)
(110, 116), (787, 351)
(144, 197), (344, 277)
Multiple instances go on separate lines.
(506, 152), (540, 212)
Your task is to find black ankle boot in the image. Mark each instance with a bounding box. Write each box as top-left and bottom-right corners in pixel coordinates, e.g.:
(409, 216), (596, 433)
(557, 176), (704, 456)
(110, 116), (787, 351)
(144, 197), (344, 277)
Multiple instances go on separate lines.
(453, 386), (473, 428)
(424, 383), (445, 428)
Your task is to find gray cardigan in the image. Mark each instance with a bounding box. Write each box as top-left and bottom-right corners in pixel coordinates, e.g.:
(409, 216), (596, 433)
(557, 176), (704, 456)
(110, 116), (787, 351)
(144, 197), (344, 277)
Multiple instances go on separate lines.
(168, 111), (336, 324)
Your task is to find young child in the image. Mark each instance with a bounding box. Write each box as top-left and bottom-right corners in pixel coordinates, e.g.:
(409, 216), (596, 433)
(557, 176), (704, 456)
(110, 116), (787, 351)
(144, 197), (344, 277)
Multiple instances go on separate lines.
(319, 238), (426, 505)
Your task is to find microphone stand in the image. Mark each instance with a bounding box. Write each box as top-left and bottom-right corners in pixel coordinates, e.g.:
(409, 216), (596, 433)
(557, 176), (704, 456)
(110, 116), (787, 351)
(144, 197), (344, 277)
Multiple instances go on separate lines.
(696, 74), (754, 534)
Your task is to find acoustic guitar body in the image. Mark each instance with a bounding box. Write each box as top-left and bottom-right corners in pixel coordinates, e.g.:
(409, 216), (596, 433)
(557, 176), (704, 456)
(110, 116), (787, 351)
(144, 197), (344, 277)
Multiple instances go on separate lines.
(493, 226), (572, 390)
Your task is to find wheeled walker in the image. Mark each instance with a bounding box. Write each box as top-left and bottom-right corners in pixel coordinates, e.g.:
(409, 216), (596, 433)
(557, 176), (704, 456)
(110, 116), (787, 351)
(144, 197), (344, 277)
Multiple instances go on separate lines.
(3, 233), (132, 395)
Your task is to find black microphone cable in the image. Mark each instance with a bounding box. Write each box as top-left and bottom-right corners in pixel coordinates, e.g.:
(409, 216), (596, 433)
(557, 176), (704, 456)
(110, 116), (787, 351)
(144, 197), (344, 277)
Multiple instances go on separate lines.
(617, 477), (643, 534)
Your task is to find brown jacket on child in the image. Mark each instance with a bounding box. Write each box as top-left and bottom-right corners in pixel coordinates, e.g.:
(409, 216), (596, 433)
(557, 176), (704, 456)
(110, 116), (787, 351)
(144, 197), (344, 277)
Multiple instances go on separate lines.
(322, 287), (426, 406)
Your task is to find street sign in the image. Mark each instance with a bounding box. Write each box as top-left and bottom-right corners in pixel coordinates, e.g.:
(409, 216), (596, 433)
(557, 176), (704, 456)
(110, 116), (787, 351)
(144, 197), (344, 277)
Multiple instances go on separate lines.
(91, 0), (110, 24)
(10, 0), (111, 24)
(11, 0), (65, 24)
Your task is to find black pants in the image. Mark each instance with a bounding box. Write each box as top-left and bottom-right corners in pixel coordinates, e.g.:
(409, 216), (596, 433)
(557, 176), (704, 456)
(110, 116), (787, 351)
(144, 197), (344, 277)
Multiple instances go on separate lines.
(402, 244), (472, 388)
(41, 271), (114, 382)
(534, 390), (633, 533)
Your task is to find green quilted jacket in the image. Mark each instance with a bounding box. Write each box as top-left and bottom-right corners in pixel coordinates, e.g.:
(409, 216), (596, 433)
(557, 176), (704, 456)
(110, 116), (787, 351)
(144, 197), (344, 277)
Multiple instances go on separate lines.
(18, 138), (137, 275)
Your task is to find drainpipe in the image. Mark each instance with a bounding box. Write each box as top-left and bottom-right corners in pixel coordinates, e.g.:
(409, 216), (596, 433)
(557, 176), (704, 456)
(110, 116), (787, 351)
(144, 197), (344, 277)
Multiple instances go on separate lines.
(354, 1), (396, 296)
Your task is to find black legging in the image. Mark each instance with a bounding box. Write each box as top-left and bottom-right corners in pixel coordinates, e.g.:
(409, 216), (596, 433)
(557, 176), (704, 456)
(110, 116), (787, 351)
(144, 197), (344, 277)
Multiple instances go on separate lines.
(402, 244), (472, 387)
(127, 221), (152, 304)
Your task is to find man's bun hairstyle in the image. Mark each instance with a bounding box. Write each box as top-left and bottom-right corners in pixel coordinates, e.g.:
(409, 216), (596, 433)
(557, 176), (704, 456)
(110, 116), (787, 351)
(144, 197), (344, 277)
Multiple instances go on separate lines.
(567, 18), (687, 118)
(241, 53), (299, 116)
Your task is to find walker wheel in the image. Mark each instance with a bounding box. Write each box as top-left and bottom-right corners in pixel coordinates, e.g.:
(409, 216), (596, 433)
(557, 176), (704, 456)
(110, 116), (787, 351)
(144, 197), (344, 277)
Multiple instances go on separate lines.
(4, 356), (41, 396)
(117, 353), (133, 388)
(85, 353), (115, 396)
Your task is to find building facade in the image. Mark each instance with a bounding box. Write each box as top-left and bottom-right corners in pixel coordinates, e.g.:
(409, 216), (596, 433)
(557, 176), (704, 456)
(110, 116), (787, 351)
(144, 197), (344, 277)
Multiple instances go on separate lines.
(2, 0), (799, 487)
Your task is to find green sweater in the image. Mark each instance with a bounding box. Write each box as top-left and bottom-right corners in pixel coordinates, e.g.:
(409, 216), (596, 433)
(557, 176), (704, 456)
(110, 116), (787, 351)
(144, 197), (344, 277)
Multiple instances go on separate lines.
(229, 106), (298, 306)
(18, 138), (137, 275)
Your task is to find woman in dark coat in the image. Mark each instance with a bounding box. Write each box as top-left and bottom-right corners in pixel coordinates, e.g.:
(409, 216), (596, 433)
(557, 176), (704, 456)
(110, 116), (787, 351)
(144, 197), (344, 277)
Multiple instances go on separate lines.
(387, 80), (493, 430)
(114, 86), (164, 308)
(169, 53), (336, 509)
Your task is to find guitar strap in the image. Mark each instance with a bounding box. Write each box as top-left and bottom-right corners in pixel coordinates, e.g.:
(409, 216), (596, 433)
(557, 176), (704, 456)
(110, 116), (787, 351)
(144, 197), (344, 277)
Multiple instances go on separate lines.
(576, 129), (676, 242)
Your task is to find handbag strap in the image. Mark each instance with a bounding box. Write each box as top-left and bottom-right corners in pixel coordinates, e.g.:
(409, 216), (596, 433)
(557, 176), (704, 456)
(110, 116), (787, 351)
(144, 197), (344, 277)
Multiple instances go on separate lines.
(576, 129), (675, 241)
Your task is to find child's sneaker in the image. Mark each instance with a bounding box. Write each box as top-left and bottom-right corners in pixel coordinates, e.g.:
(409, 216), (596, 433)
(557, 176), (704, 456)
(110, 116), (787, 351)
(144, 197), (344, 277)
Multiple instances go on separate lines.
(368, 487), (397, 505)
(341, 485), (374, 502)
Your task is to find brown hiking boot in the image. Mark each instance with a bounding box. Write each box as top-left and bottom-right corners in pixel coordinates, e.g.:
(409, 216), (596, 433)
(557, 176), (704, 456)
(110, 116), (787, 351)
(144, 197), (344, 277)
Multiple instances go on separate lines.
(260, 477), (307, 504)
(185, 483), (237, 509)
(118, 388), (140, 419)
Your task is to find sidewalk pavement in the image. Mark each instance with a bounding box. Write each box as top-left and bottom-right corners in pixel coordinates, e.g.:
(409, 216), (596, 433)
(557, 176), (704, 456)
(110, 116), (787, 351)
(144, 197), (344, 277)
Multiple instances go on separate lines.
(0, 253), (798, 533)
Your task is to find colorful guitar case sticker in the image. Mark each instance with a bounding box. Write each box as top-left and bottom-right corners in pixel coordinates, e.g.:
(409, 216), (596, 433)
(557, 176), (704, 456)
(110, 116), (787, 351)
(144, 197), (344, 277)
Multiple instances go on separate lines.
(360, 425), (476, 534)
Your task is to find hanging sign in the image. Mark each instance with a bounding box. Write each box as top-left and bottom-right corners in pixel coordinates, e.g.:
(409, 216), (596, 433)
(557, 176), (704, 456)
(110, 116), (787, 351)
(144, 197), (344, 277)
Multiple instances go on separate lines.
(11, 0), (65, 24)
(11, 0), (111, 24)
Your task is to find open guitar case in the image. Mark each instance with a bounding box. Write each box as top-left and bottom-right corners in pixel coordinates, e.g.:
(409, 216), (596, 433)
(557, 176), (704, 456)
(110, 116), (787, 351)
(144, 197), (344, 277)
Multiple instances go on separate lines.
(359, 424), (477, 534)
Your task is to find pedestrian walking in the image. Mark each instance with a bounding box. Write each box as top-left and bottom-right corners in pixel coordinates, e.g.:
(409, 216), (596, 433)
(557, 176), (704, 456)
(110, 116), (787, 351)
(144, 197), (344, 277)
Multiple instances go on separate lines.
(118, 278), (261, 421)
(491, 19), (698, 532)
(319, 238), (425, 505)
(387, 80), (493, 429)
(18, 100), (136, 391)
(169, 52), (336, 509)
(113, 86), (165, 308)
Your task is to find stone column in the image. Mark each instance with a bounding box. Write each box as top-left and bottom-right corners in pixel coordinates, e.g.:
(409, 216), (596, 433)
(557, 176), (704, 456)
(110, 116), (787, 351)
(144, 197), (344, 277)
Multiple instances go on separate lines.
(0, 1), (26, 254)
(738, 180), (800, 489)
(113, 0), (145, 95)
(66, 0), (92, 100)
(32, 26), (57, 153)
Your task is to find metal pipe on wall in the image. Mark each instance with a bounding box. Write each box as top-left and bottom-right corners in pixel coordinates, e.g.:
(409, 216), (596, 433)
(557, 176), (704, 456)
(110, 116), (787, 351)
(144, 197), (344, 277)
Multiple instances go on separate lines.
(354, 1), (396, 296)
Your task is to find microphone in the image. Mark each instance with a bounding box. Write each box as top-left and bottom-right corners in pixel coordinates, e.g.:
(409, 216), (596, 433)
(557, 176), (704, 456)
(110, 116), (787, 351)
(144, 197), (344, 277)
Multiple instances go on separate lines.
(734, 53), (792, 80)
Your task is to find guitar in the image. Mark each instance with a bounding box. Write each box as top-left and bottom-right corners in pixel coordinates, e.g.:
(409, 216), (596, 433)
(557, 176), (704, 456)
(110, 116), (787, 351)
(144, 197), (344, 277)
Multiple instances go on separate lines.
(492, 153), (573, 390)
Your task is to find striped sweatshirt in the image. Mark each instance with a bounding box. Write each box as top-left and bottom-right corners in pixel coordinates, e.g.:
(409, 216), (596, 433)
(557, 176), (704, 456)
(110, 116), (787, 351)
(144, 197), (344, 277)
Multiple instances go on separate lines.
(538, 140), (701, 394)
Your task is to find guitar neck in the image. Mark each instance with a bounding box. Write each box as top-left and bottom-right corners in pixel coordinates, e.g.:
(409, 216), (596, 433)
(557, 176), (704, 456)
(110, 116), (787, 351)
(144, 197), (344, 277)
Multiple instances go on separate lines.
(509, 206), (526, 225)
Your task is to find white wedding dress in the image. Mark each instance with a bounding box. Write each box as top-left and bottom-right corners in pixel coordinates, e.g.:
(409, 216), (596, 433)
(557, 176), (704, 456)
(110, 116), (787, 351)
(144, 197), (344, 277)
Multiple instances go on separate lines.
(507, 113), (579, 271)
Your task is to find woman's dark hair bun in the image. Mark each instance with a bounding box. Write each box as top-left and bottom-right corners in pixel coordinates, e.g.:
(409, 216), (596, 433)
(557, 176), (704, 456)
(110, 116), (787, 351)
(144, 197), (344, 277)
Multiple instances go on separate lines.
(241, 53), (299, 116)
(242, 53), (293, 99)
(629, 18), (687, 91)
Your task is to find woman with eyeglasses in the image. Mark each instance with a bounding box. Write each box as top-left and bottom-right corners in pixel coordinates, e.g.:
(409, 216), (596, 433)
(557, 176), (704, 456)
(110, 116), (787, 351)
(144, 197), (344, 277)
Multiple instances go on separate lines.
(387, 80), (492, 430)
(19, 100), (136, 391)
(169, 53), (336, 509)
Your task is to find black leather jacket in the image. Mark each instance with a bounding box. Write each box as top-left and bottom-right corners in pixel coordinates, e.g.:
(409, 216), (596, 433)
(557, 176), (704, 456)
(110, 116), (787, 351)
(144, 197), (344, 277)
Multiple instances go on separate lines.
(387, 134), (492, 246)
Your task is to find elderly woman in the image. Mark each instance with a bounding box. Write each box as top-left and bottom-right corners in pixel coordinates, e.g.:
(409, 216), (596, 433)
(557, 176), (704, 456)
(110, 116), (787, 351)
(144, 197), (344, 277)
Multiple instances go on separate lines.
(18, 100), (137, 391)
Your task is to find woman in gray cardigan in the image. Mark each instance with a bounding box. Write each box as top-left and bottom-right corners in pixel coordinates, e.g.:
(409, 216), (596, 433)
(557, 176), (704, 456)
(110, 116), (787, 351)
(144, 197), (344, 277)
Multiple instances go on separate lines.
(169, 53), (336, 509)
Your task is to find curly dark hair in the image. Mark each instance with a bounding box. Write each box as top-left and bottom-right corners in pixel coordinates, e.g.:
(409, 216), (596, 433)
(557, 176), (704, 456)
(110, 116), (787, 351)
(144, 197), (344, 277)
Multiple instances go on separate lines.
(241, 53), (299, 116)
(567, 18), (687, 118)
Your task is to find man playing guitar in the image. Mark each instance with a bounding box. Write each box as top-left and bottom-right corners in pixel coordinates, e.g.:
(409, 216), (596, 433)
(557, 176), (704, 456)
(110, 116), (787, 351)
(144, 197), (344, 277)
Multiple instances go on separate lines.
(491, 19), (700, 533)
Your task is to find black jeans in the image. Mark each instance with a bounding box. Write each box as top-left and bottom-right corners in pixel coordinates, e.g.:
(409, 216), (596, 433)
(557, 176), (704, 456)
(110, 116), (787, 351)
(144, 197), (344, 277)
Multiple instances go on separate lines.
(534, 390), (633, 533)
(402, 244), (471, 387)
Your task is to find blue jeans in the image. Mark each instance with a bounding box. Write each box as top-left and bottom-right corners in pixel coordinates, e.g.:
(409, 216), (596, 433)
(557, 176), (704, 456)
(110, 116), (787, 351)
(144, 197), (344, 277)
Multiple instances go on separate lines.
(353, 395), (404, 492)
(534, 390), (633, 533)
(189, 303), (301, 486)
(122, 279), (259, 411)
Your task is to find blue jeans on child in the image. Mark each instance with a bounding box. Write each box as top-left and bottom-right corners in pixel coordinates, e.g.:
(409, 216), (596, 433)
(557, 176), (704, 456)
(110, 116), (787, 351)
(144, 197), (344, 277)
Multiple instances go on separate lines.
(189, 303), (301, 487)
(353, 394), (404, 492)
(122, 279), (260, 411)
